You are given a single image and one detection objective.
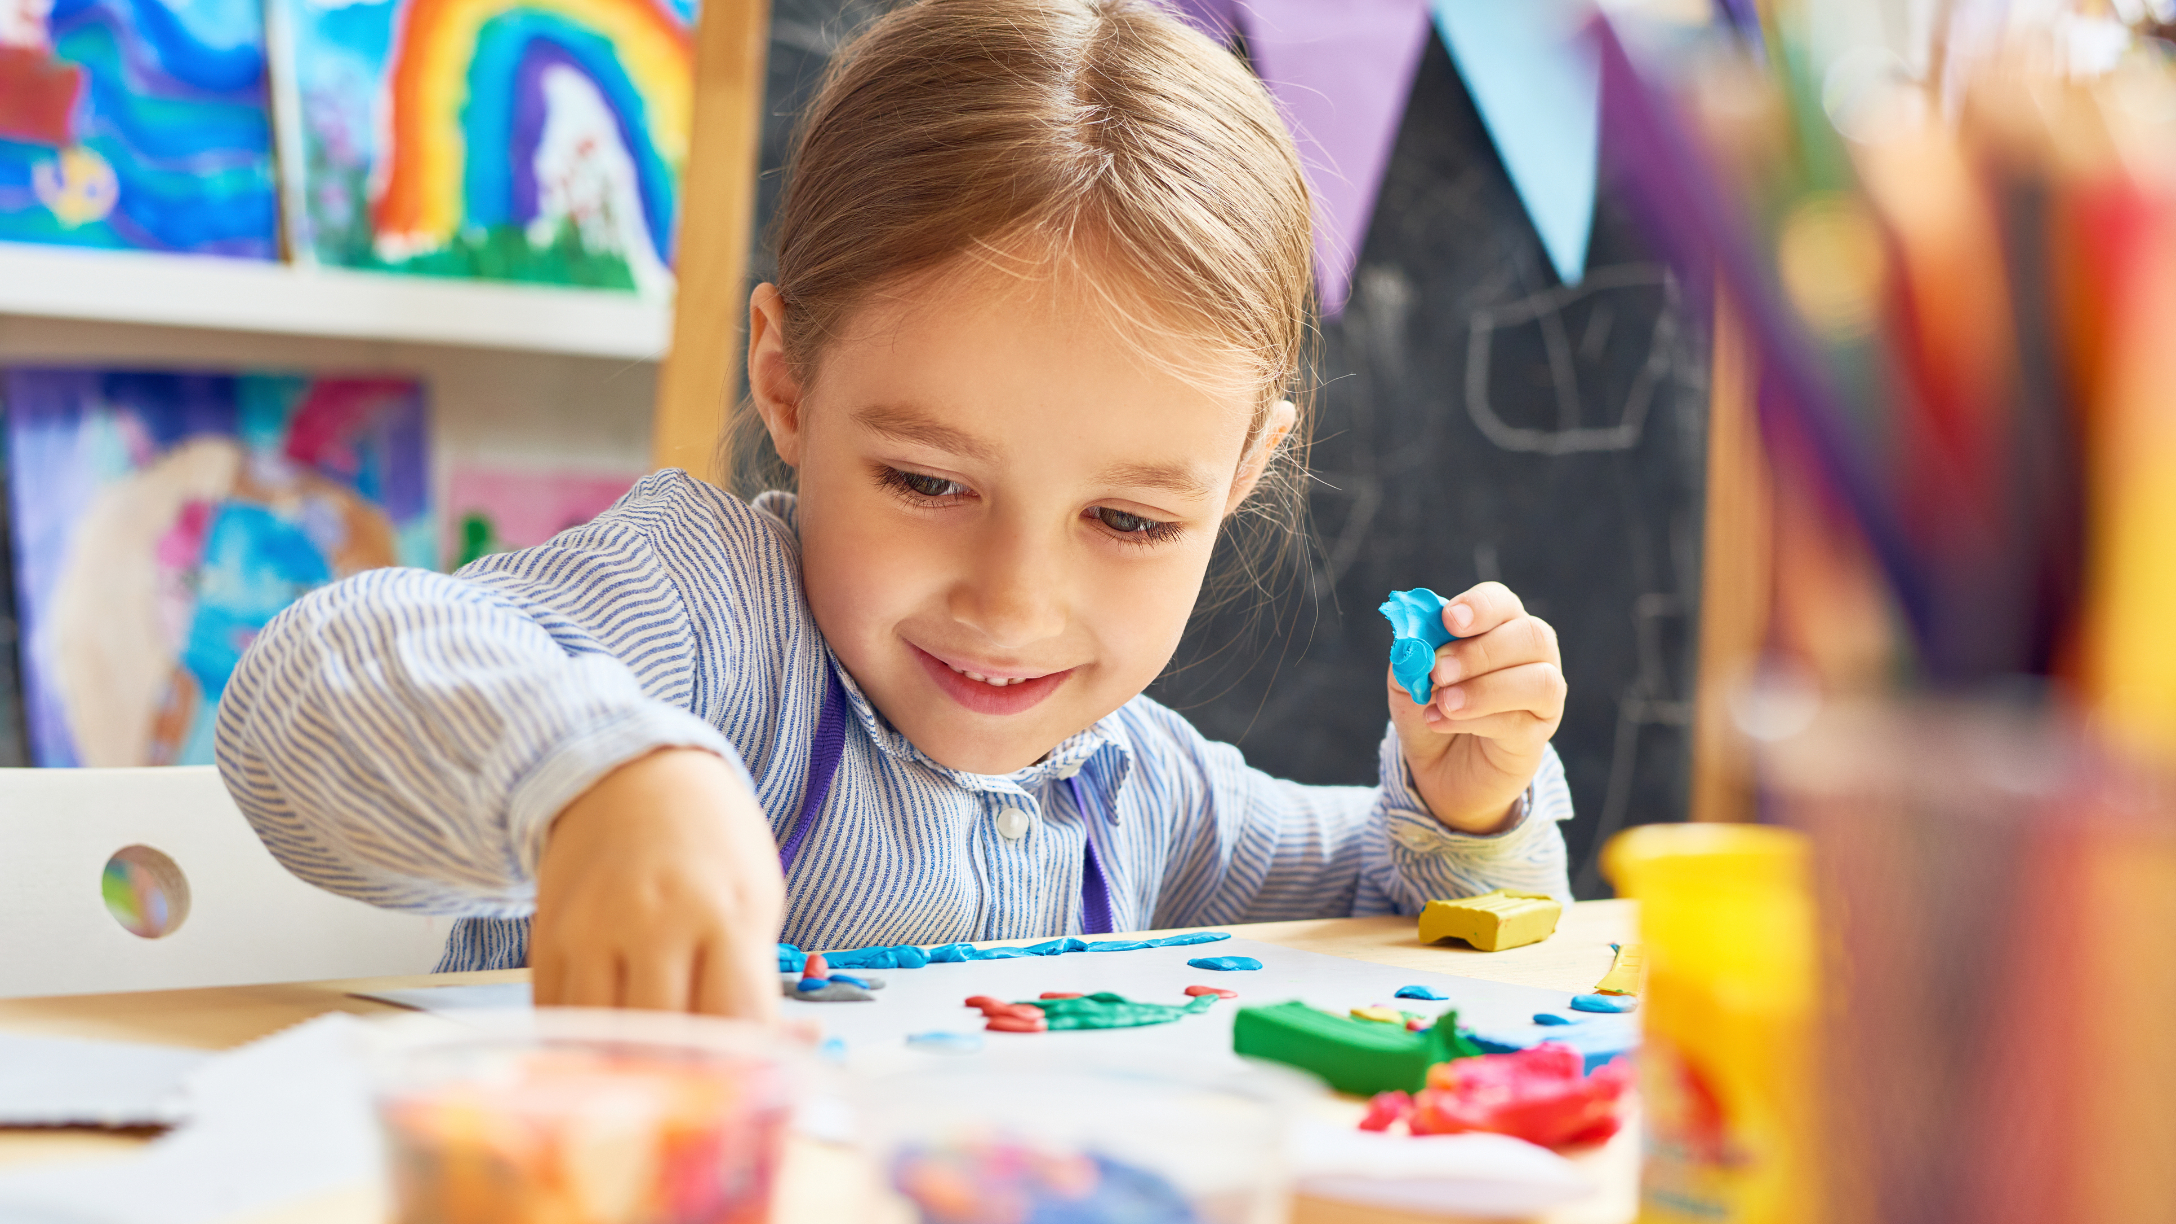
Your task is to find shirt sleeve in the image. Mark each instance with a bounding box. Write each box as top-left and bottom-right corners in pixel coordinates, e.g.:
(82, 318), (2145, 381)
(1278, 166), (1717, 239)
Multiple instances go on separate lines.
(213, 489), (748, 917)
(1137, 702), (1573, 927)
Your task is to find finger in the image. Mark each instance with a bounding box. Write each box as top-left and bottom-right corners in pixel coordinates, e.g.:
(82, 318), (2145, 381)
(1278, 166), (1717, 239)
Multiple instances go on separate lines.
(553, 947), (620, 1009)
(711, 931), (782, 1023)
(1419, 707), (1557, 744)
(623, 943), (695, 1012)
(1442, 582), (1526, 639)
(1433, 615), (1560, 688)
(531, 942), (565, 1007)
(1433, 661), (1569, 725)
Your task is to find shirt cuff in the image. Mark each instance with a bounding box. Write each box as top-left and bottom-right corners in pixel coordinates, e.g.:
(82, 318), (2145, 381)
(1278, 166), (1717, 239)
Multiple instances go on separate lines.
(503, 703), (748, 880)
(1376, 722), (1545, 853)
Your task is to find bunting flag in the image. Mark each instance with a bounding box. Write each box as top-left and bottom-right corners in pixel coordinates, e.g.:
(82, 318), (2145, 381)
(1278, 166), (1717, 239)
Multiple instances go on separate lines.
(1159, 0), (1605, 311)
(1430, 0), (1600, 285)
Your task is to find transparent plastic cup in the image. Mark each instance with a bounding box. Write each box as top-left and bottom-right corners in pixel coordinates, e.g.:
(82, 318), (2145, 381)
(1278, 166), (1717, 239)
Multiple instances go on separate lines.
(855, 1057), (1314, 1224)
(371, 1009), (804, 1224)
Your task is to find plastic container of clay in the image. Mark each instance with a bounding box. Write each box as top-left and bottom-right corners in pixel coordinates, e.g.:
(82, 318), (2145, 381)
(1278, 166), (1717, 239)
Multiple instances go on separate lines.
(371, 1009), (805, 1224)
(857, 1056), (1315, 1224)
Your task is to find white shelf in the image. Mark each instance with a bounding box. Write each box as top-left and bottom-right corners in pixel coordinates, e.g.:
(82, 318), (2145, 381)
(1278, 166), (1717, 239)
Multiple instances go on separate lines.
(0, 243), (672, 361)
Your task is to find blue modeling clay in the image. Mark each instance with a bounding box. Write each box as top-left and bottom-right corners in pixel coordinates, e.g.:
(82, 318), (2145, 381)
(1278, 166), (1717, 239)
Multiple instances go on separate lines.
(1380, 588), (1457, 704)
(797, 977), (828, 992)
(1570, 992), (1637, 1013)
(905, 1031), (986, 1054)
(1393, 985), (1447, 1001)
(1533, 1013), (1574, 1025)
(775, 931), (1233, 971)
(827, 973), (871, 988)
(1187, 956), (1262, 971)
(1462, 1015), (1638, 1073)
(817, 1037), (848, 1063)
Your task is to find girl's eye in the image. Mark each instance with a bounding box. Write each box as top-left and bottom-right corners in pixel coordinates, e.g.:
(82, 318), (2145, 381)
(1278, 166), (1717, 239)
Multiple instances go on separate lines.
(881, 467), (970, 500)
(1090, 506), (1182, 544)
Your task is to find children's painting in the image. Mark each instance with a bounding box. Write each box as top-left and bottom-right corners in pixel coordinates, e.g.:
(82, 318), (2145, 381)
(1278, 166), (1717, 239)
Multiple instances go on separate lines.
(0, 0), (279, 256)
(2, 369), (430, 767)
(269, 0), (696, 296)
(443, 464), (640, 568)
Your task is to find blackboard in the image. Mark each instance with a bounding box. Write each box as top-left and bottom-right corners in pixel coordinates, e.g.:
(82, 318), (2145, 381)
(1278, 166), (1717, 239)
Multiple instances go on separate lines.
(750, 6), (1708, 897)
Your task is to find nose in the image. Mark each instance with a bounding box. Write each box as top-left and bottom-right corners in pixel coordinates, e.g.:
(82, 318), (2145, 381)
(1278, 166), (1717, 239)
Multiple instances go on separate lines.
(948, 515), (1068, 649)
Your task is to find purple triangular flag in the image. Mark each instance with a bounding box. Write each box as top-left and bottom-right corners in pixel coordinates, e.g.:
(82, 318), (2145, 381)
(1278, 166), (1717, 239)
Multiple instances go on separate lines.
(1236, 0), (1431, 317)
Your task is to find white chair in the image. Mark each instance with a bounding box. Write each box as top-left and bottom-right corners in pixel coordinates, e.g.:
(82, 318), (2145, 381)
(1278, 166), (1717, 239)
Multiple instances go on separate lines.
(0, 766), (451, 998)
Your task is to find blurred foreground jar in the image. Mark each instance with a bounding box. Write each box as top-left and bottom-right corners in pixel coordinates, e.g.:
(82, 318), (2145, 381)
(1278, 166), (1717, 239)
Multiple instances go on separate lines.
(1603, 823), (1818, 1224)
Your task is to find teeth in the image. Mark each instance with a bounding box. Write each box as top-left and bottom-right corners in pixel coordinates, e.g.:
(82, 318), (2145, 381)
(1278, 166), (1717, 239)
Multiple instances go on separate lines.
(946, 662), (1036, 687)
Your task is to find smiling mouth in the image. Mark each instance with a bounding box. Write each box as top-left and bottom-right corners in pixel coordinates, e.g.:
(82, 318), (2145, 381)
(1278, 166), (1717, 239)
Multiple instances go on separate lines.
(940, 660), (1047, 687)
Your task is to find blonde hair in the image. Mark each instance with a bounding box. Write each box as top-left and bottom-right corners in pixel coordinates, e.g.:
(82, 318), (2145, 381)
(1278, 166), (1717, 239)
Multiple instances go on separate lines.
(731, 0), (1317, 611)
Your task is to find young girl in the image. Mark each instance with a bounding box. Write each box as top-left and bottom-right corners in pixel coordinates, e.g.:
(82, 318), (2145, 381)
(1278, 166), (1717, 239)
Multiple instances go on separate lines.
(215, 0), (1572, 1020)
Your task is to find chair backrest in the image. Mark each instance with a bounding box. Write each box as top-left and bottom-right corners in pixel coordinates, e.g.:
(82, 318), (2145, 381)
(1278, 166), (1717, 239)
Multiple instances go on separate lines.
(0, 766), (450, 998)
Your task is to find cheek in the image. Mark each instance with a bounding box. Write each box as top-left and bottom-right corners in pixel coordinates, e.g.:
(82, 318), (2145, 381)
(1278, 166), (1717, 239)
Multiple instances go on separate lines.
(1081, 536), (1217, 668)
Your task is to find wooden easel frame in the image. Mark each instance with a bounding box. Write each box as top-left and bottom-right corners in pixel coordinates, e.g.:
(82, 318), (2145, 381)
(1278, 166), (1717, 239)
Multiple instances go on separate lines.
(652, 0), (774, 482)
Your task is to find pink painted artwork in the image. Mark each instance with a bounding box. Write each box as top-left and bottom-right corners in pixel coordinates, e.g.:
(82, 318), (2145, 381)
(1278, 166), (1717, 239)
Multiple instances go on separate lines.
(443, 466), (643, 569)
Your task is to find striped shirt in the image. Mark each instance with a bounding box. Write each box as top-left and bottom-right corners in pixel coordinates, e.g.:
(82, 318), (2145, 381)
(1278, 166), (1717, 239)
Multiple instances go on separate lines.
(214, 472), (1573, 971)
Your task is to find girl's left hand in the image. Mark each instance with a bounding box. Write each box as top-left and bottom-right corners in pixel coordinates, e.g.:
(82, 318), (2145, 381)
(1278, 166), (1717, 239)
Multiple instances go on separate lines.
(1385, 582), (1566, 835)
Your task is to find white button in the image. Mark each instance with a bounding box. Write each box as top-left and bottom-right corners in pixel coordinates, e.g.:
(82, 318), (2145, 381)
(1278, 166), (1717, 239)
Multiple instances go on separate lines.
(995, 807), (1033, 840)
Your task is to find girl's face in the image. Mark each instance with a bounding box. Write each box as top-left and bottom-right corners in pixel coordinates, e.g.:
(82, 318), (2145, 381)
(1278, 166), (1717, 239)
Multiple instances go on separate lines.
(748, 266), (1285, 774)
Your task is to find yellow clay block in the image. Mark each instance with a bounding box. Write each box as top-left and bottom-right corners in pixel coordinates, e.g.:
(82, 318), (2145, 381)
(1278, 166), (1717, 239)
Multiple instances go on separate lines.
(1417, 889), (1563, 952)
(1350, 1006), (1405, 1025)
(1593, 942), (1643, 995)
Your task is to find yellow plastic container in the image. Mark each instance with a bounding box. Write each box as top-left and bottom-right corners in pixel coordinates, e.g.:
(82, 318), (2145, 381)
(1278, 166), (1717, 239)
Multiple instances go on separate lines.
(1602, 823), (1819, 1224)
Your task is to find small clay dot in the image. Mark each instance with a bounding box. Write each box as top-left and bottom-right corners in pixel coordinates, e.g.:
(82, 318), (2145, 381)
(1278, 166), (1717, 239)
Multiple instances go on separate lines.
(1040, 991), (1084, 999)
(1183, 985), (1237, 999)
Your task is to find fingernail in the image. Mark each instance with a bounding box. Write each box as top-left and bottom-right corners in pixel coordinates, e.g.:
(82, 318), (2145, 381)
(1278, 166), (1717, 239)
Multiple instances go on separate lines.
(1437, 686), (1465, 713)
(1422, 706), (1446, 728)
(1432, 658), (1461, 685)
(1448, 603), (1474, 632)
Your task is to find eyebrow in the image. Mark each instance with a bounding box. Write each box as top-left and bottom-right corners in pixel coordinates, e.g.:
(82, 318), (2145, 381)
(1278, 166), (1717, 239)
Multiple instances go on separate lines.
(853, 404), (997, 463)
(854, 402), (1220, 502)
(1094, 460), (1220, 502)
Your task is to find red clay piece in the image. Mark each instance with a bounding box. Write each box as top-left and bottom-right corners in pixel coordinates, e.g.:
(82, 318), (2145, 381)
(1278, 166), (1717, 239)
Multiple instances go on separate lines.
(993, 1004), (1045, 1021)
(803, 953), (830, 979)
(985, 1014), (1048, 1033)
(964, 995), (1004, 1011)
(1359, 1091), (1415, 1132)
(1403, 1043), (1632, 1148)
(1040, 991), (1085, 999)
(1183, 985), (1238, 999)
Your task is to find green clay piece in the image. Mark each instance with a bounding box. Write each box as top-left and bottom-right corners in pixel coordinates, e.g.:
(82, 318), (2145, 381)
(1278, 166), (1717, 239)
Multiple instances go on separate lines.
(1016, 991), (1218, 1031)
(1232, 1000), (1483, 1096)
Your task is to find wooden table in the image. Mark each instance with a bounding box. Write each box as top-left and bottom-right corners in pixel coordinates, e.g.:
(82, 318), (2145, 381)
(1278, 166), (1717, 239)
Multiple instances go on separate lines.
(0, 903), (1638, 1224)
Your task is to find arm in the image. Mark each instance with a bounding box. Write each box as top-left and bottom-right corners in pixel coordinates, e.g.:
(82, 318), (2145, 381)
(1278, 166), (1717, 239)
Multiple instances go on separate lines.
(1130, 701), (1573, 929)
(213, 518), (741, 915)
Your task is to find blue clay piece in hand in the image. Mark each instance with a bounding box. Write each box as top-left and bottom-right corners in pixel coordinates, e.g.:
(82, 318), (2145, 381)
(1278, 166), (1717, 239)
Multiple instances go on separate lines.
(1380, 588), (1457, 704)
(1187, 956), (1262, 971)
(1533, 1013), (1575, 1025)
(1393, 985), (1447, 1001)
(1570, 992), (1637, 1013)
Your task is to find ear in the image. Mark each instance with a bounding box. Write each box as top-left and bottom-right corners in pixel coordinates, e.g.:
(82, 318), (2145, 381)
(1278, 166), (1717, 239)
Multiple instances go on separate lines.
(746, 283), (807, 469)
(1225, 399), (1296, 514)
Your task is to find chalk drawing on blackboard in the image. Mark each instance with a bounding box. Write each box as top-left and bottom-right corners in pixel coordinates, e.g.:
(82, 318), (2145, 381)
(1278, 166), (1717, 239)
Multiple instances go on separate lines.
(1576, 589), (1697, 893)
(1464, 265), (1676, 456)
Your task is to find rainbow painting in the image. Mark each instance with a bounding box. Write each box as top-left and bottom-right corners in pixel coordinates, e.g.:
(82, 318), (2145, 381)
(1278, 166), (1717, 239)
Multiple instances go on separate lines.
(2, 368), (431, 768)
(0, 0), (279, 256)
(269, 0), (696, 295)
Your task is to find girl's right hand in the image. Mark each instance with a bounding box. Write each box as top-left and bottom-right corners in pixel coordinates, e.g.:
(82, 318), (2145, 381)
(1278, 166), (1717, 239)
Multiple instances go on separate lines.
(532, 748), (785, 1019)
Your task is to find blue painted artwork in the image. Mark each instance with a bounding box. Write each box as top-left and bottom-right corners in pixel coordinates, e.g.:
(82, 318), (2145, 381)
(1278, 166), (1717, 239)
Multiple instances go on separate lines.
(0, 0), (278, 256)
(2, 369), (430, 767)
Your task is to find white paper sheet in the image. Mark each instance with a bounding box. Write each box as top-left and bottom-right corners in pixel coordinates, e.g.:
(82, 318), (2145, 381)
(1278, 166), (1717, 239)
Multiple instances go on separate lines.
(0, 1015), (381, 1224)
(0, 1033), (207, 1128)
(352, 937), (1597, 1078)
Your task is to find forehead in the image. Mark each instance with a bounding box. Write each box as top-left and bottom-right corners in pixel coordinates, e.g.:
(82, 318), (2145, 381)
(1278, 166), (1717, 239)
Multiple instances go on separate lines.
(811, 254), (1264, 473)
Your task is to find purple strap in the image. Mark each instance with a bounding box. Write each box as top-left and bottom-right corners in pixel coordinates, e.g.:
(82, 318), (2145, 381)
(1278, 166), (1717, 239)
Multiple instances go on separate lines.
(1068, 772), (1116, 936)
(774, 660), (1115, 934)
(777, 664), (848, 876)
